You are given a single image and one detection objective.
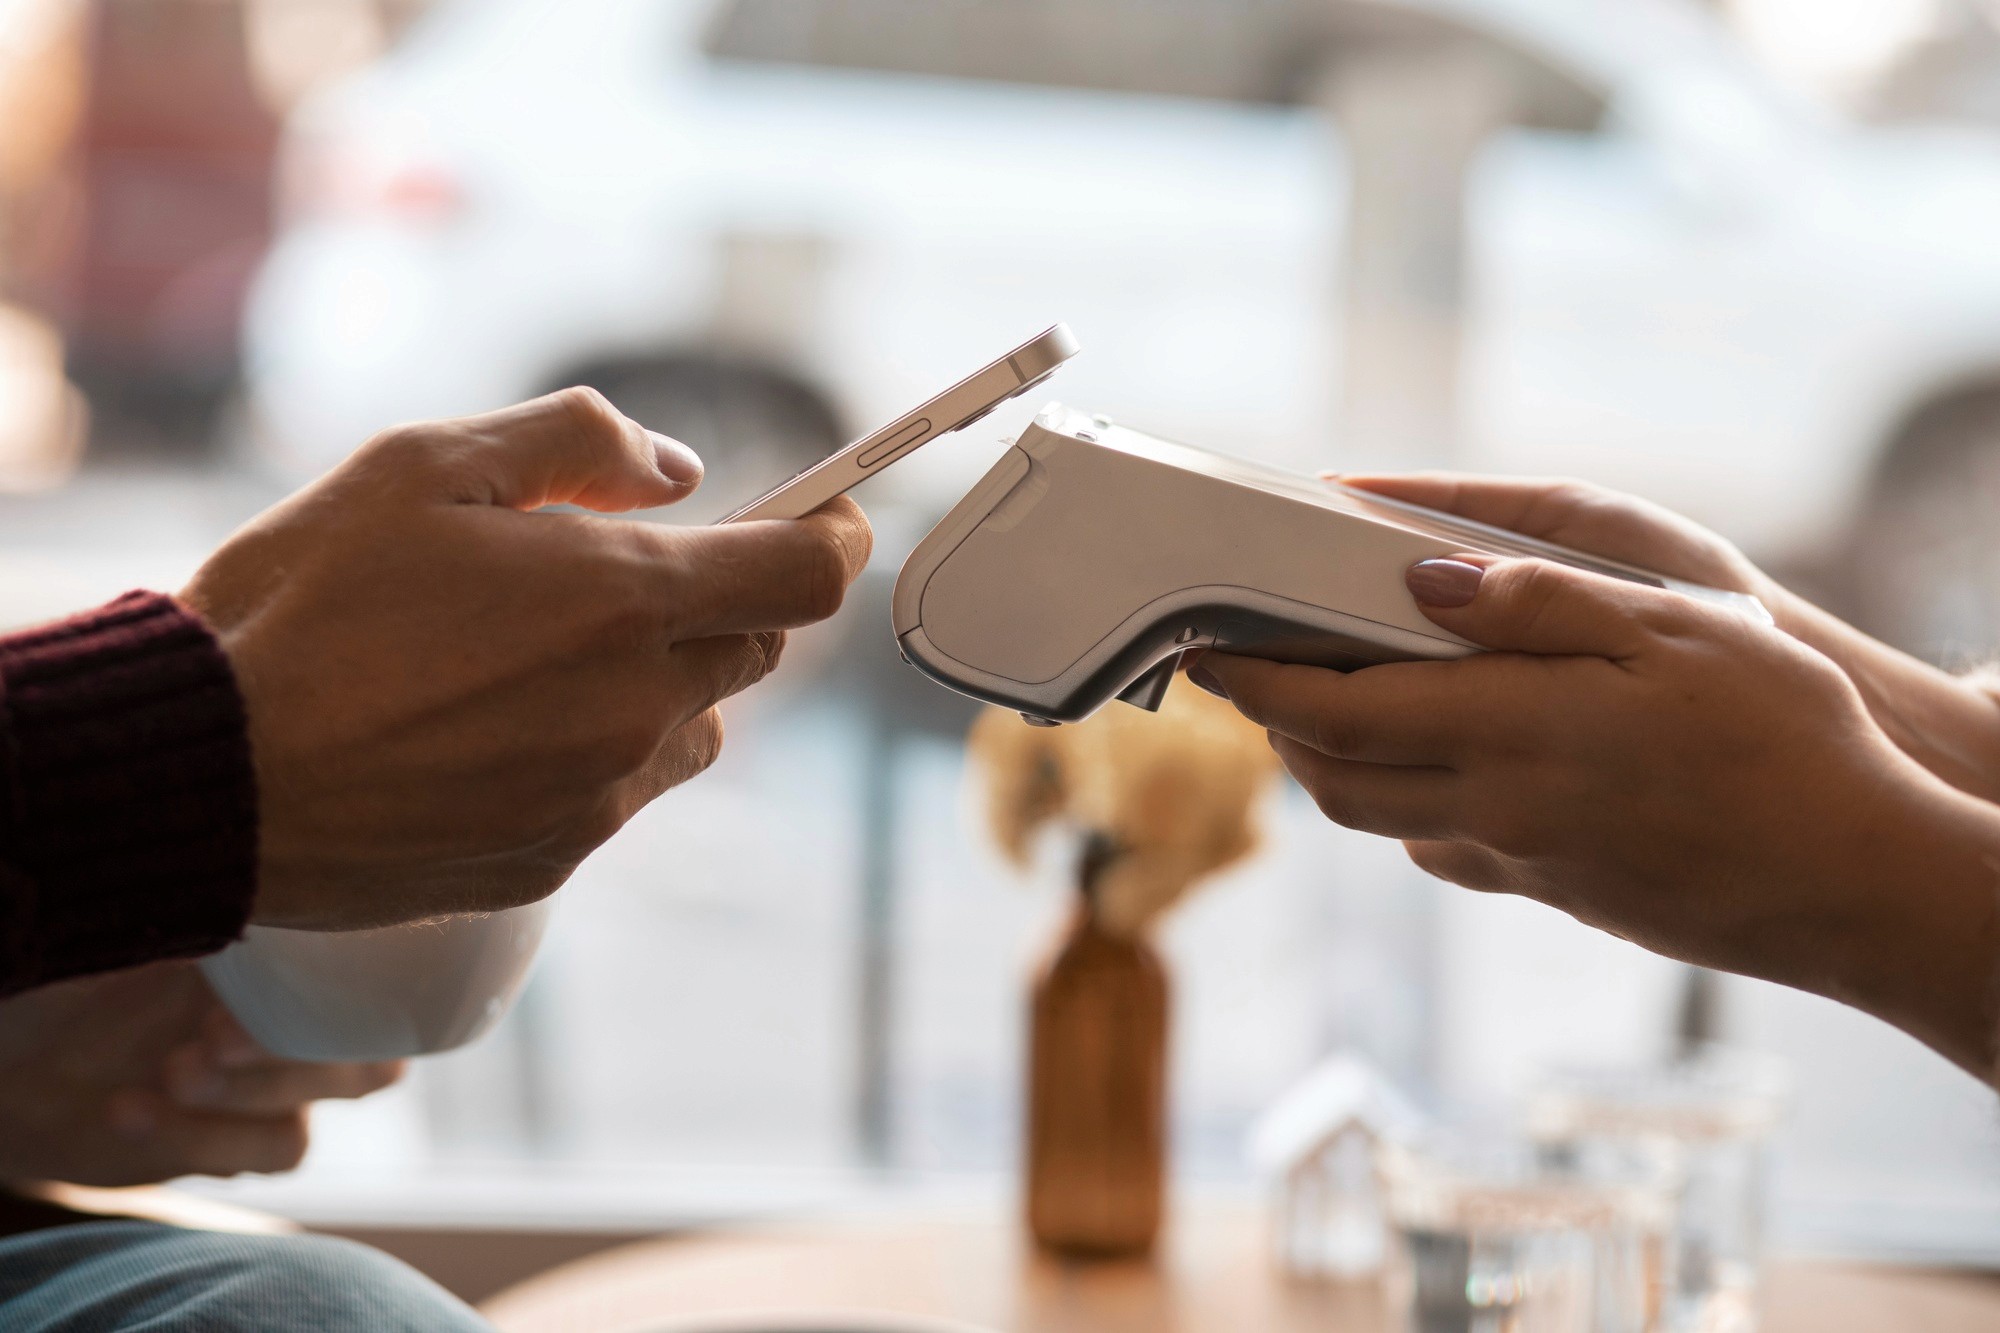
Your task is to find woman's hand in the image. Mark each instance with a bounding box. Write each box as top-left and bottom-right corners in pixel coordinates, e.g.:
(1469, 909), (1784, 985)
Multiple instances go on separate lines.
(1342, 471), (1772, 596)
(1346, 472), (2000, 803)
(0, 962), (401, 1187)
(1193, 552), (2000, 1079)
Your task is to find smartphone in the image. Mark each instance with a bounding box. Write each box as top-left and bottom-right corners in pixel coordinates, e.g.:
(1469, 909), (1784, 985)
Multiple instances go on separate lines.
(718, 323), (1080, 524)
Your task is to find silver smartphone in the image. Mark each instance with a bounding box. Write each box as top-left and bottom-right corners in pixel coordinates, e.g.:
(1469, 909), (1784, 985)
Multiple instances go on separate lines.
(718, 323), (1080, 524)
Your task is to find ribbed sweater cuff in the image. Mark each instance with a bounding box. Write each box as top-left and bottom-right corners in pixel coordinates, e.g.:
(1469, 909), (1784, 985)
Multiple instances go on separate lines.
(0, 591), (257, 994)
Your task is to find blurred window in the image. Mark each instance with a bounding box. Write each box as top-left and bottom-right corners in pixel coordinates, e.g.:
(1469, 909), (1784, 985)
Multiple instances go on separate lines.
(245, 0), (432, 115)
(704, 0), (1607, 131)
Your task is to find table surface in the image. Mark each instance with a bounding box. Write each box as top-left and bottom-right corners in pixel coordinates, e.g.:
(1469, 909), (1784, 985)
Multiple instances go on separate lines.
(481, 1204), (2000, 1333)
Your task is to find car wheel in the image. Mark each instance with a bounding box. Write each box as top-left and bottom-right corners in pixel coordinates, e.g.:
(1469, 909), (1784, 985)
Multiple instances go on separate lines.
(578, 360), (843, 525)
(1844, 392), (2000, 662)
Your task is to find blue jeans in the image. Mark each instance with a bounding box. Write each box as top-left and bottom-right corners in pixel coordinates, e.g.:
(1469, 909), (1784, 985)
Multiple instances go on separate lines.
(0, 1220), (493, 1331)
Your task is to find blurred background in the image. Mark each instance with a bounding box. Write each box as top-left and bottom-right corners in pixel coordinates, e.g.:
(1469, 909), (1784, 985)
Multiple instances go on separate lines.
(5, 0), (2000, 1295)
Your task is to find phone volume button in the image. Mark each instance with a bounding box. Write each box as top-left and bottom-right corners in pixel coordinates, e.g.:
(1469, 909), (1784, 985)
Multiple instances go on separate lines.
(858, 419), (931, 469)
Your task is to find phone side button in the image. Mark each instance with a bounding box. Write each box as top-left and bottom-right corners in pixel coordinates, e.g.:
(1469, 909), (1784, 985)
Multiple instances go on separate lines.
(858, 419), (932, 469)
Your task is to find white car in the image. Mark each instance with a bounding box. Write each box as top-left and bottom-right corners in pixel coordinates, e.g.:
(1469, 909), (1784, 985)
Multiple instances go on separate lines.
(246, 0), (2000, 650)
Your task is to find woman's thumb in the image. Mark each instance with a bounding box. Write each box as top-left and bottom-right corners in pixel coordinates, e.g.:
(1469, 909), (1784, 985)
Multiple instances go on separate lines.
(1406, 554), (1658, 658)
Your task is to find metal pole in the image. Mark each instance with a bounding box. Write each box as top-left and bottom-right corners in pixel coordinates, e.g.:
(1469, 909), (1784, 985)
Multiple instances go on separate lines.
(1316, 32), (1515, 1090)
(854, 699), (899, 1167)
(1319, 36), (1515, 470)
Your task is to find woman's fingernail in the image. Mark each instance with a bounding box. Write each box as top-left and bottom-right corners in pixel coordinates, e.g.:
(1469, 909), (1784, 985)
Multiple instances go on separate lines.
(1407, 558), (1484, 608)
(1188, 664), (1229, 700)
(649, 431), (704, 487)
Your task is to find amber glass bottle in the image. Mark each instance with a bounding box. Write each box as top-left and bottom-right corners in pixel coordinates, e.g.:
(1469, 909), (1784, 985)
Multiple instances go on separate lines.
(1024, 840), (1170, 1258)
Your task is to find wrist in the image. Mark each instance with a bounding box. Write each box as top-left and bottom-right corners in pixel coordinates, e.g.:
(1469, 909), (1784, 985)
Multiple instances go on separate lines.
(0, 593), (258, 993)
(1755, 581), (2000, 802)
(1816, 767), (2000, 1081)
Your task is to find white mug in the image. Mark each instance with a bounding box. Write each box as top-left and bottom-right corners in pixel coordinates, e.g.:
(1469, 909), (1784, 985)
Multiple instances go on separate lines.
(198, 901), (555, 1062)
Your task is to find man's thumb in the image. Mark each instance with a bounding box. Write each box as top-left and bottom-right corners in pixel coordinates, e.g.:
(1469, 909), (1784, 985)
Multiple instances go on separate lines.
(427, 386), (703, 512)
(1406, 554), (1660, 658)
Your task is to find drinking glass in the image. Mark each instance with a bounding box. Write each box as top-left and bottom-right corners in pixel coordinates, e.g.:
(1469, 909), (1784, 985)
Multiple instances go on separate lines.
(1528, 1048), (1788, 1333)
(1381, 1133), (1676, 1333)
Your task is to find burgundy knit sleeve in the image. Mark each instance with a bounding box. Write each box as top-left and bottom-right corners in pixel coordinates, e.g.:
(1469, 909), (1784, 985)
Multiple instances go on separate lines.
(0, 591), (257, 996)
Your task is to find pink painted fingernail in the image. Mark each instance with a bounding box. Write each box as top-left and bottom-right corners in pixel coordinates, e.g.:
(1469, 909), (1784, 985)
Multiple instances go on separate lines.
(1407, 559), (1484, 608)
(649, 431), (703, 487)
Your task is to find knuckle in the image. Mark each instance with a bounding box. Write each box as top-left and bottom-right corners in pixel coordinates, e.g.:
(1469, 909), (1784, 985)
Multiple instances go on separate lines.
(361, 1061), (406, 1094)
(228, 1115), (309, 1175)
(1407, 840), (1498, 892)
(353, 420), (452, 481)
(755, 630), (787, 677)
(1309, 785), (1357, 827)
(637, 531), (704, 639)
(728, 632), (783, 692)
(799, 535), (850, 621)
(1293, 761), (1359, 827)
(600, 573), (663, 656)
(1512, 478), (1599, 533)
(1308, 708), (1360, 760)
(1506, 561), (1593, 639)
(550, 384), (622, 437)
(682, 635), (779, 713)
(1633, 595), (1701, 639)
(617, 708), (726, 807)
(600, 717), (667, 779)
(549, 386), (639, 463)
(1501, 563), (1560, 635)
(1514, 559), (1566, 608)
(695, 639), (768, 707)
(684, 707), (725, 774)
(1406, 840), (1456, 880)
(594, 527), (679, 643)
(269, 1119), (311, 1172)
(1543, 478), (1602, 511)
(698, 709), (725, 768)
(822, 497), (875, 568)
(365, 420), (434, 456)
(576, 798), (635, 852)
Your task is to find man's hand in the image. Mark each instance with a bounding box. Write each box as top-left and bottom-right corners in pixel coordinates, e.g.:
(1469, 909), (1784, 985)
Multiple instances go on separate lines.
(184, 388), (872, 931)
(1193, 553), (2000, 1078)
(0, 962), (401, 1186)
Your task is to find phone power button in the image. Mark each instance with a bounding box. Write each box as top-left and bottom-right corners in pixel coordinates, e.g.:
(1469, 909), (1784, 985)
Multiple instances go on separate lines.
(858, 419), (931, 469)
